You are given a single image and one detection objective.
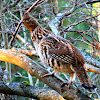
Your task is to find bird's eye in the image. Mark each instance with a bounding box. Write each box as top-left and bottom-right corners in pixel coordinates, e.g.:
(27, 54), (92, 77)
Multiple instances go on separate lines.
(38, 36), (42, 40)
(26, 18), (30, 21)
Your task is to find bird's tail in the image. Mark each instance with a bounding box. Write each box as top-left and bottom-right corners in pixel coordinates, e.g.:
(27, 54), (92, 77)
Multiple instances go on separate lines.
(72, 63), (96, 92)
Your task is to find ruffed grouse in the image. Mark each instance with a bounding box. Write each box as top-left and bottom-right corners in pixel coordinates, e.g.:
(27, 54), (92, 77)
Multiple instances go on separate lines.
(22, 12), (96, 92)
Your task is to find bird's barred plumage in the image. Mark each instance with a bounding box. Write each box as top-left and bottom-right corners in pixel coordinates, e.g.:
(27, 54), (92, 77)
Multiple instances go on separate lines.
(22, 12), (96, 92)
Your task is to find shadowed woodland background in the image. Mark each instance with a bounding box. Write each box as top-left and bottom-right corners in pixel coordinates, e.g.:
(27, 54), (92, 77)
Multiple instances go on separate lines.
(0, 0), (100, 99)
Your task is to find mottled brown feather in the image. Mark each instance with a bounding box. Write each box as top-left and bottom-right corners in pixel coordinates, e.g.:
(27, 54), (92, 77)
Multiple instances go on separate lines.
(22, 12), (96, 92)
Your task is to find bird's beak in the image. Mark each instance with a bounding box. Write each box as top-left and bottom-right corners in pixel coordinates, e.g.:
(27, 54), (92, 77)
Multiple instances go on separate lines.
(20, 21), (23, 24)
(20, 20), (23, 24)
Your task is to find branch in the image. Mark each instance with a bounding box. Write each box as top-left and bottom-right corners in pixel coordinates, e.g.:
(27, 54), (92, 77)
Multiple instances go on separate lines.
(81, 51), (100, 68)
(0, 81), (65, 100)
(84, 64), (100, 74)
(2, 0), (21, 12)
(16, 48), (100, 73)
(17, 48), (38, 57)
(49, 0), (100, 34)
(64, 30), (100, 49)
(26, 0), (41, 13)
(86, 0), (100, 4)
(16, 35), (38, 56)
(3, 21), (37, 54)
(60, 13), (100, 35)
(0, 49), (93, 100)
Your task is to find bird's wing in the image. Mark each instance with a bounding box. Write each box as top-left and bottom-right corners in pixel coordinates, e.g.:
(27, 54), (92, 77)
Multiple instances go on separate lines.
(45, 35), (77, 64)
(48, 49), (75, 64)
(40, 35), (95, 92)
(40, 35), (84, 65)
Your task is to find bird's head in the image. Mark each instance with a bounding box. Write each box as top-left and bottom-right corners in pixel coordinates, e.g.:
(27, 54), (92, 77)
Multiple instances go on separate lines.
(22, 12), (39, 32)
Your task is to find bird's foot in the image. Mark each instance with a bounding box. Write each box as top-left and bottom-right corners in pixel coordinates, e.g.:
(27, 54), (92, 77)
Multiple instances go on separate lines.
(42, 71), (55, 77)
(61, 81), (74, 88)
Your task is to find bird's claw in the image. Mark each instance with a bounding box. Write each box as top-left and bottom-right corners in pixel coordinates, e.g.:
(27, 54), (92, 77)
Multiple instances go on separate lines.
(42, 72), (55, 77)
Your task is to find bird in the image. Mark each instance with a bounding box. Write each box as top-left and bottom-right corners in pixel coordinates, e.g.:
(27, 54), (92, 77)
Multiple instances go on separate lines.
(22, 12), (96, 92)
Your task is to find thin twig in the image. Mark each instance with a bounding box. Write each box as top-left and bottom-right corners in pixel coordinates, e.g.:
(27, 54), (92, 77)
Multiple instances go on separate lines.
(26, 0), (41, 13)
(9, 21), (22, 46)
(60, 13), (100, 35)
(49, 0), (100, 34)
(3, 22), (37, 55)
(76, 31), (99, 50)
(2, 0), (21, 12)
(65, 30), (100, 50)
(51, 0), (56, 16)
